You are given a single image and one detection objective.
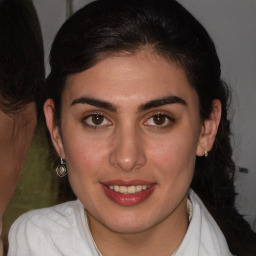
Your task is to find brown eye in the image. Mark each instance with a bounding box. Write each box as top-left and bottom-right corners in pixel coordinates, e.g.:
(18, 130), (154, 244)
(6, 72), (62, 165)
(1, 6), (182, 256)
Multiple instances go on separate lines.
(84, 114), (111, 127)
(153, 114), (166, 125)
(144, 113), (172, 128)
(91, 114), (104, 125)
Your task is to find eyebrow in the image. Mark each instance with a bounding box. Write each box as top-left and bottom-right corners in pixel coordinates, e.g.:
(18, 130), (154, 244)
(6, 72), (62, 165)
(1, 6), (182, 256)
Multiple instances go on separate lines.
(71, 96), (187, 112)
(71, 97), (116, 111)
(138, 96), (187, 111)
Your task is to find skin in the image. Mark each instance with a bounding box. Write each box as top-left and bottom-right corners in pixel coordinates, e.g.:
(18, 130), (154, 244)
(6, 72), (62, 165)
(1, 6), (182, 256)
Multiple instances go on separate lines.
(44, 50), (221, 256)
(0, 101), (37, 256)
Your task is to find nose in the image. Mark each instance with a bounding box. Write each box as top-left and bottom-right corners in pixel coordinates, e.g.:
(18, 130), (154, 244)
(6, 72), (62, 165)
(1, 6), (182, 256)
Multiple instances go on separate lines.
(109, 126), (146, 172)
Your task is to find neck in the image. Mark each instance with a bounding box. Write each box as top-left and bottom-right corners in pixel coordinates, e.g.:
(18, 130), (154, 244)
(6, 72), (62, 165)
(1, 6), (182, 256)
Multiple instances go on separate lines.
(87, 197), (188, 256)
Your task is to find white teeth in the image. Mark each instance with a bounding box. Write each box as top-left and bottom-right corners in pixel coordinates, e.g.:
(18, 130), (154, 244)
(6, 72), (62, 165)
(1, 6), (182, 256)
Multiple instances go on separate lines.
(136, 185), (142, 192)
(119, 186), (127, 194)
(127, 186), (136, 194)
(108, 185), (151, 194)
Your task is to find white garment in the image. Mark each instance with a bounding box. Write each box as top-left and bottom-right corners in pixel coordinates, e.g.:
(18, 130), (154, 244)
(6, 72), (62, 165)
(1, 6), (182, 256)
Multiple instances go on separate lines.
(8, 190), (233, 256)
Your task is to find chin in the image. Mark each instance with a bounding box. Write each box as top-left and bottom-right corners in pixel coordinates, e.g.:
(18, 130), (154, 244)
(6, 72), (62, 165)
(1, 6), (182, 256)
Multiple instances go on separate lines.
(99, 210), (159, 234)
(106, 221), (152, 234)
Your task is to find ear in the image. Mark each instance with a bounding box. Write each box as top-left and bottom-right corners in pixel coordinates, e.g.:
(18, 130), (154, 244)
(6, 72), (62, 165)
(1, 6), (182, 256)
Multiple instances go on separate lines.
(44, 99), (65, 159)
(196, 99), (222, 156)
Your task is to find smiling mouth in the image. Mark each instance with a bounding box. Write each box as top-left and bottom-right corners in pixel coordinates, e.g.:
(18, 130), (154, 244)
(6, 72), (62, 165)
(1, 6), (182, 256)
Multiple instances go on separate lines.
(108, 185), (152, 194)
(102, 182), (156, 206)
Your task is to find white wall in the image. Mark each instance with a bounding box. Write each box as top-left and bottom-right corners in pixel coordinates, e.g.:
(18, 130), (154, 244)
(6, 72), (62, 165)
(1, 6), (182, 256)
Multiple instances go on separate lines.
(33, 0), (256, 226)
(179, 0), (256, 226)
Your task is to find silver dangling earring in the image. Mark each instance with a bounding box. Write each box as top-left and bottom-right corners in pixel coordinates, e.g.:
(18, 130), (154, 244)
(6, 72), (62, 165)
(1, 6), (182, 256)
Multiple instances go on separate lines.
(56, 158), (67, 177)
(204, 150), (208, 158)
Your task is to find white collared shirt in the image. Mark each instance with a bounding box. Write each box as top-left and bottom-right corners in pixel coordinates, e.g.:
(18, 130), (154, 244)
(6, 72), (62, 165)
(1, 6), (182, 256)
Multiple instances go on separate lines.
(8, 190), (233, 256)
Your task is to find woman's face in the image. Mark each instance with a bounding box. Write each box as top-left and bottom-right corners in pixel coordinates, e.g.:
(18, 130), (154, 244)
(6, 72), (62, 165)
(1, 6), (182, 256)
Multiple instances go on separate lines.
(45, 50), (219, 234)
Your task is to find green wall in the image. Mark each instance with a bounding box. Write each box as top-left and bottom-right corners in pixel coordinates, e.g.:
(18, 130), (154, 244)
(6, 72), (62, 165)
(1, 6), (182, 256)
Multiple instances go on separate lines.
(2, 127), (58, 254)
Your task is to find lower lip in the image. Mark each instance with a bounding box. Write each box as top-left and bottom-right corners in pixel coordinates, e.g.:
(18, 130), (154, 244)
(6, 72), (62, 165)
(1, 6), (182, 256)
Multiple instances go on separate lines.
(101, 184), (156, 206)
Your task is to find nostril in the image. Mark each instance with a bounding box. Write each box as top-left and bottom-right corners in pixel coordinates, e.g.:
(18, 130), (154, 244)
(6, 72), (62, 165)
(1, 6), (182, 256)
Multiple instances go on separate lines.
(109, 130), (146, 172)
(109, 147), (146, 172)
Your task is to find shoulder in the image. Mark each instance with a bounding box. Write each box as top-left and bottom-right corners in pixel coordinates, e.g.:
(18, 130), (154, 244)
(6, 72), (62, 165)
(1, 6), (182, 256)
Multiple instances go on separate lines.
(8, 200), (90, 256)
(190, 190), (233, 255)
(10, 200), (82, 231)
(176, 190), (234, 256)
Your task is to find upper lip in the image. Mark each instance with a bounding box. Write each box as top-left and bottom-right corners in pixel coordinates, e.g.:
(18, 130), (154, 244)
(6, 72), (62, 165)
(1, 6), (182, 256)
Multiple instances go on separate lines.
(101, 179), (155, 186)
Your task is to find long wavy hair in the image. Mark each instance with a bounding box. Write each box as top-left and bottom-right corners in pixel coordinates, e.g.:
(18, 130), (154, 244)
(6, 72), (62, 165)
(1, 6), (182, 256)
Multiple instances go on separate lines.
(45, 0), (256, 254)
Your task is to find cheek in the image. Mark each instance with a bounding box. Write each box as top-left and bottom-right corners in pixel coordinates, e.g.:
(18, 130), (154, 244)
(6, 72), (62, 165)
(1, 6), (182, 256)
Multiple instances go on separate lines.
(62, 128), (110, 176)
(68, 141), (107, 171)
(63, 135), (110, 199)
(146, 129), (199, 178)
(149, 135), (197, 164)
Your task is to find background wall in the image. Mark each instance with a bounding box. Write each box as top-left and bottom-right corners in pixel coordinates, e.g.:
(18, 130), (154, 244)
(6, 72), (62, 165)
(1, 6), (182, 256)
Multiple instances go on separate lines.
(179, 0), (256, 227)
(33, 0), (256, 226)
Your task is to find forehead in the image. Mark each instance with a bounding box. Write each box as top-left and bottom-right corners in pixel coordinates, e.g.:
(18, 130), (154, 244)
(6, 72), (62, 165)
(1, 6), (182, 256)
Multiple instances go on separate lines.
(63, 50), (198, 109)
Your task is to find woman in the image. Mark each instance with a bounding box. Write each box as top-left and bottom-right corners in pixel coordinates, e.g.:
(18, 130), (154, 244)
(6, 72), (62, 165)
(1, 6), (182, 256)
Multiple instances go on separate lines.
(8, 0), (256, 255)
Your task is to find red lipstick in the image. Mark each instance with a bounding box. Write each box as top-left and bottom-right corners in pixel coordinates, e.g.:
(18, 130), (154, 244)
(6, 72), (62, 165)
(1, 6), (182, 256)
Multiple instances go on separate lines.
(101, 180), (156, 206)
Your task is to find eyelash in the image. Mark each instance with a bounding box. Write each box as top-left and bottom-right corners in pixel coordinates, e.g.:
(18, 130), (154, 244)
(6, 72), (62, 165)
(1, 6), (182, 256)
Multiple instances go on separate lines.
(82, 112), (175, 129)
(82, 113), (112, 129)
(143, 113), (174, 129)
